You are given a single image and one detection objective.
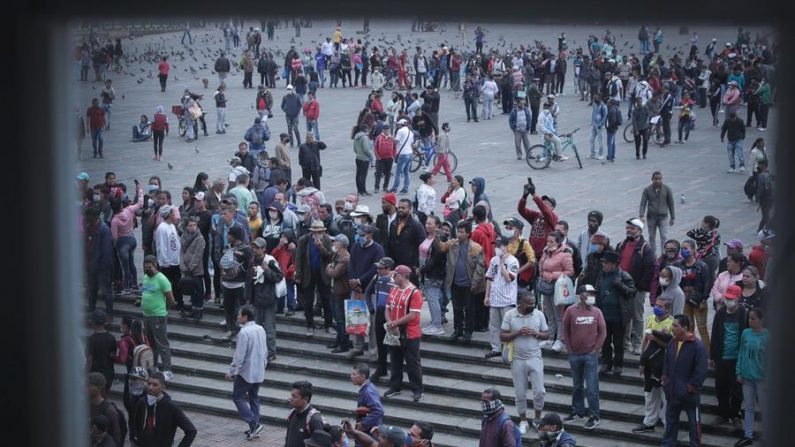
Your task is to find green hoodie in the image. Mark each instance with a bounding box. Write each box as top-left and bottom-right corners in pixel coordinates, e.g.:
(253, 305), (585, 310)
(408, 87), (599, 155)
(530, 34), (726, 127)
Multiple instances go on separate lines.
(736, 328), (769, 381)
(353, 131), (373, 161)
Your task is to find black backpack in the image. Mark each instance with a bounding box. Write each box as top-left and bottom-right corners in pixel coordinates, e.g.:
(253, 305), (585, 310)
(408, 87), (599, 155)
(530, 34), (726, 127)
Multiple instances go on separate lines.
(100, 399), (128, 446)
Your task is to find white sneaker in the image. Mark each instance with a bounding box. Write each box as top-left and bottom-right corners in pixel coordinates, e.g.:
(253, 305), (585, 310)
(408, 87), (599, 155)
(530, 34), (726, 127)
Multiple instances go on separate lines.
(552, 340), (566, 352)
(739, 166), (746, 173)
(596, 155), (605, 160)
(518, 420), (529, 435)
(539, 340), (553, 349)
(758, 127), (767, 131)
(163, 370), (175, 382)
(727, 168), (736, 173)
(422, 326), (445, 336)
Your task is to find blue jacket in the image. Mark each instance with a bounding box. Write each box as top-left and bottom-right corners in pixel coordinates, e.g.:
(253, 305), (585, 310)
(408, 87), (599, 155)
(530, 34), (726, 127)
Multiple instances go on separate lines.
(87, 221), (113, 272)
(349, 240), (385, 288)
(356, 380), (384, 431)
(591, 101), (607, 127)
(662, 333), (708, 404)
(509, 107), (532, 132)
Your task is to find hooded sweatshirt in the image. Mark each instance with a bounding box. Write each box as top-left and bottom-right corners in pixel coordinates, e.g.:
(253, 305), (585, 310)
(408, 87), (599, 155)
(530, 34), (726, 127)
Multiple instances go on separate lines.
(470, 177), (493, 219)
(353, 130), (374, 161)
(132, 392), (196, 447)
(471, 220), (497, 270)
(658, 265), (685, 315)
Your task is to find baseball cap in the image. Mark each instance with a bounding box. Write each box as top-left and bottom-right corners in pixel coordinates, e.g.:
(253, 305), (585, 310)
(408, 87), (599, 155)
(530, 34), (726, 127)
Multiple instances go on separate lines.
(287, 84), (294, 90)
(222, 195), (239, 206)
(626, 218), (645, 230)
(194, 191), (206, 201)
(76, 172), (90, 181)
(541, 195), (556, 208)
(394, 265), (412, 276)
(576, 284), (597, 295)
(493, 236), (510, 246)
(724, 284), (742, 300)
(382, 192), (397, 206)
(295, 204), (311, 214)
(397, 118), (408, 126)
(253, 237), (268, 248)
(374, 257), (395, 269)
(503, 218), (524, 230)
(724, 239), (744, 250)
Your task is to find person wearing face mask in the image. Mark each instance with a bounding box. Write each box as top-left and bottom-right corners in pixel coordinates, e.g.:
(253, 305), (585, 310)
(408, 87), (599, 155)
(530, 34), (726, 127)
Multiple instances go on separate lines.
(633, 296), (674, 434)
(596, 250), (637, 376)
(258, 203), (285, 253)
(484, 236), (520, 358)
(326, 234), (352, 353)
(503, 218), (536, 290)
(418, 216), (447, 337)
(538, 413), (577, 447)
(478, 388), (520, 446)
(579, 232), (611, 287)
(332, 194), (359, 241)
(347, 223), (386, 358)
(675, 240), (712, 346)
(649, 239), (682, 306)
(561, 285), (606, 430)
(537, 231), (574, 353)
(576, 210), (604, 266)
(709, 285), (747, 426)
(657, 265), (685, 316)
(132, 371), (197, 447)
(710, 253), (745, 310)
(616, 218), (655, 356)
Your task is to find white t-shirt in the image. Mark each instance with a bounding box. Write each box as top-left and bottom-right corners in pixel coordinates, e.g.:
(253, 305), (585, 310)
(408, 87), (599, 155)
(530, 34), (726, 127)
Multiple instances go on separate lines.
(486, 254), (520, 307)
(155, 222), (181, 267)
(395, 126), (415, 156)
(501, 308), (548, 360)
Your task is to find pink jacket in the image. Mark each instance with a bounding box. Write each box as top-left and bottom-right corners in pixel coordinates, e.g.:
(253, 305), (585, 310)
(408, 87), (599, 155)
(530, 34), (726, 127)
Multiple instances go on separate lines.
(539, 246), (574, 282)
(111, 190), (144, 241)
(710, 270), (743, 304)
(723, 88), (741, 106)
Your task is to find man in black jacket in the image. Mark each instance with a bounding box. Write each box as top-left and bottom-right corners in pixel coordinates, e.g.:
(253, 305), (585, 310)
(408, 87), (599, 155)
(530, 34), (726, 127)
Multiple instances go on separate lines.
(616, 218), (655, 355)
(709, 286), (747, 425)
(248, 237), (284, 360)
(420, 85), (441, 130)
(720, 111), (746, 173)
(384, 199), (426, 285)
(374, 192), (398, 246)
(214, 51), (231, 85)
(132, 371), (196, 447)
(297, 133), (326, 189)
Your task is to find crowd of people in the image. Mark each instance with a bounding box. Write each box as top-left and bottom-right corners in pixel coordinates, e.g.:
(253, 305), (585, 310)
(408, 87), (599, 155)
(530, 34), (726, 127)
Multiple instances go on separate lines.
(79, 21), (775, 447)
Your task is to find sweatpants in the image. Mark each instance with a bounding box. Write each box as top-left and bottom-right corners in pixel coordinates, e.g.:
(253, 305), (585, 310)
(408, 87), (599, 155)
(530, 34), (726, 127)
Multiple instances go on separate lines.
(488, 306), (514, 352)
(510, 356), (546, 415)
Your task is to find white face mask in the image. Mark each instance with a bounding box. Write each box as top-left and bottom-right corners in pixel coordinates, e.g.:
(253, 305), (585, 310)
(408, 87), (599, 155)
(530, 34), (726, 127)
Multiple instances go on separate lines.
(726, 299), (739, 309)
(344, 201), (354, 211)
(585, 296), (596, 306)
(354, 217), (363, 226)
(659, 277), (671, 287)
(501, 229), (515, 238)
(495, 248), (503, 258)
(331, 245), (338, 253)
(146, 394), (158, 406)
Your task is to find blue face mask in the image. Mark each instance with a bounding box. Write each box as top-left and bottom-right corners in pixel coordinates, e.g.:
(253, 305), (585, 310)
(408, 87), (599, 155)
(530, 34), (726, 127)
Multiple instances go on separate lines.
(406, 434), (414, 446)
(653, 306), (666, 317)
(680, 248), (691, 259)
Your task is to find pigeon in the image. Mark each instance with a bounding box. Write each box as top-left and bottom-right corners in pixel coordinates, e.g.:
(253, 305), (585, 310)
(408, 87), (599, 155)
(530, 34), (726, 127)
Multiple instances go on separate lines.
(194, 146), (199, 154)
(167, 163), (174, 170)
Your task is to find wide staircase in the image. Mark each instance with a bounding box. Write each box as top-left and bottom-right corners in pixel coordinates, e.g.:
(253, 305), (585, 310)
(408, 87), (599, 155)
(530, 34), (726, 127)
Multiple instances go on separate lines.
(109, 296), (751, 446)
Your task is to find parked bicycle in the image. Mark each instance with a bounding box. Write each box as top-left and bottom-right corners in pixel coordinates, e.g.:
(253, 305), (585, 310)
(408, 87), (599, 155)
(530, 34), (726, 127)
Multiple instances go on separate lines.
(410, 140), (458, 173)
(526, 128), (583, 170)
(171, 105), (188, 137)
(623, 115), (665, 145)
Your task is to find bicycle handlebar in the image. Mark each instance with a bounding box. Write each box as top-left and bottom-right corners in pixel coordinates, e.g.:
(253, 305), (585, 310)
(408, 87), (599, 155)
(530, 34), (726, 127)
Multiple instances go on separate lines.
(562, 128), (580, 138)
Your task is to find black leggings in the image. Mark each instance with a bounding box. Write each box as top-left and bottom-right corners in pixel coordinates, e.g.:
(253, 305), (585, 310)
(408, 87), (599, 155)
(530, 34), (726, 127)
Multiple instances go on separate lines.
(152, 130), (165, 156)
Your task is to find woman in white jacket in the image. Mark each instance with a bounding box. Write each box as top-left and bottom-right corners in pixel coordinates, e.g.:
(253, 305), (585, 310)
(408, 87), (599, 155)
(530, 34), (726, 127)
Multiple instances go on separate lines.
(386, 91), (404, 133)
(480, 75), (499, 119)
(414, 172), (436, 225)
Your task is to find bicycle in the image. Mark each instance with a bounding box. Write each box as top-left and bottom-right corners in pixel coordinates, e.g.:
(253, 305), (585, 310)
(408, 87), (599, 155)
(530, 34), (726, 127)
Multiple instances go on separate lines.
(171, 105), (188, 137)
(623, 115), (665, 145)
(526, 128), (583, 170)
(410, 141), (458, 173)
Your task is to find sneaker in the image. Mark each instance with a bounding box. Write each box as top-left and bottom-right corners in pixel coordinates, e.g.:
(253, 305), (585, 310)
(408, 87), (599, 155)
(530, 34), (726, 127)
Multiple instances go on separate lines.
(383, 388), (401, 398)
(563, 414), (582, 423)
(162, 370), (175, 382)
(584, 416), (600, 430)
(518, 420), (529, 435)
(331, 346), (350, 354)
(285, 311), (295, 317)
(758, 127), (766, 132)
(306, 327), (315, 337)
(728, 168), (736, 173)
(739, 166), (746, 173)
(484, 351), (502, 359)
(247, 423), (264, 440)
(555, 156), (568, 161)
(551, 340), (566, 352)
(539, 340), (554, 349)
(413, 392), (424, 402)
(596, 155), (605, 160)
(735, 437), (754, 447)
(586, 154), (597, 159)
(422, 326), (445, 336)
(325, 327), (336, 335)
(632, 423), (655, 433)
(599, 364), (613, 374)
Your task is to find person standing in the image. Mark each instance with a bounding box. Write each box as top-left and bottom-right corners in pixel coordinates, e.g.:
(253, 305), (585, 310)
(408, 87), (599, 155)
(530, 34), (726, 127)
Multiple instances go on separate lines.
(157, 56), (169, 92)
(302, 92), (320, 140)
(249, 238), (283, 360)
(151, 105), (168, 160)
(350, 363), (384, 435)
(325, 234), (352, 353)
(294, 221), (334, 336)
(709, 285), (747, 425)
(140, 256), (176, 381)
(484, 236), (520, 358)
(373, 127), (396, 192)
(383, 265), (425, 402)
(214, 51), (231, 85)
(596, 250), (637, 376)
(500, 291), (550, 434)
(735, 307), (768, 447)
(298, 134), (326, 188)
(439, 221), (485, 343)
(390, 119), (415, 195)
(562, 285), (607, 430)
(84, 206), (114, 316)
(463, 73), (480, 123)
(179, 217), (206, 319)
(588, 94), (607, 159)
(353, 124), (373, 196)
(213, 84), (228, 134)
(86, 98), (106, 158)
(660, 315), (708, 447)
(517, 180), (559, 257)
(281, 85), (303, 146)
(639, 172), (675, 256)
(220, 226), (253, 339)
(225, 306), (267, 440)
(537, 231), (575, 352)
(632, 296), (674, 433)
(100, 79), (115, 130)
(509, 99), (532, 160)
(676, 239), (713, 346)
(132, 371), (197, 446)
(155, 205), (182, 310)
(631, 96), (651, 159)
(720, 111), (747, 173)
(616, 218), (655, 355)
(430, 122), (454, 183)
(605, 99), (622, 162)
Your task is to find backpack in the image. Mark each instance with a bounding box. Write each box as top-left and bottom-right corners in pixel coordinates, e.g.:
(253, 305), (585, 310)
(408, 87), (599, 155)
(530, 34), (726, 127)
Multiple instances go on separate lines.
(251, 126), (265, 146)
(220, 247), (245, 282)
(609, 80), (619, 98)
(288, 407), (326, 436)
(214, 58), (225, 72)
(459, 191), (470, 214)
(132, 343), (153, 370)
(99, 399), (128, 447)
(492, 412), (522, 447)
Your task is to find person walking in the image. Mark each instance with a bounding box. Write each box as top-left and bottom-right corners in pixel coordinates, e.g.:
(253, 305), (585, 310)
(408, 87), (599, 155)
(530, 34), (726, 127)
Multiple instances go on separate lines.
(720, 111), (747, 173)
(383, 265), (425, 402)
(660, 315), (708, 447)
(225, 306), (267, 441)
(562, 284), (607, 430)
(500, 291), (550, 434)
(281, 85), (303, 146)
(478, 388), (519, 447)
(86, 98), (106, 158)
(605, 99), (622, 162)
(131, 371), (197, 446)
(639, 171), (675, 256)
(390, 119), (415, 194)
(157, 56), (170, 92)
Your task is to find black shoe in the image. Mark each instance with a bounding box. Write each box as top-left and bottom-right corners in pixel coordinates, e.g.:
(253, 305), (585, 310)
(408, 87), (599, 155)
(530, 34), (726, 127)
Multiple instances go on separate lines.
(326, 342), (338, 349)
(448, 330), (463, 341)
(484, 351), (501, 359)
(462, 333), (472, 344)
(331, 346), (349, 353)
(413, 392), (424, 402)
(735, 437), (754, 447)
(383, 388), (401, 398)
(632, 423), (655, 433)
(599, 363), (613, 375)
(285, 310), (295, 317)
(192, 309), (203, 321)
(613, 366), (623, 376)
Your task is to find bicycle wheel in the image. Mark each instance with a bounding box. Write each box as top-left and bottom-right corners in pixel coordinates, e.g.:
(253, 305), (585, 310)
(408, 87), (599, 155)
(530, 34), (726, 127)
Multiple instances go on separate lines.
(410, 153), (423, 173)
(178, 119), (187, 137)
(571, 144), (583, 169)
(526, 144), (551, 170)
(652, 126), (665, 144)
(385, 79), (395, 91)
(623, 123), (635, 143)
(432, 151), (459, 173)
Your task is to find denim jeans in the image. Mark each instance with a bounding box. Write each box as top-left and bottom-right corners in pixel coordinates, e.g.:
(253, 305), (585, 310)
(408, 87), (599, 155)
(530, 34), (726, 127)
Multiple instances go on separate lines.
(306, 120), (319, 139)
(606, 131), (617, 160)
(103, 104), (112, 128)
(589, 126), (605, 156)
(569, 352), (600, 419)
(438, 69), (449, 88)
(116, 235), (138, 289)
(255, 301), (277, 355)
(87, 268), (113, 315)
(391, 154), (412, 192)
(232, 375), (261, 431)
(661, 397), (701, 447)
(331, 296), (349, 349)
(424, 279), (444, 329)
(742, 380), (765, 438)
(726, 139), (745, 169)
(91, 128), (104, 157)
(216, 107), (226, 132)
(286, 115), (301, 145)
(277, 279), (296, 313)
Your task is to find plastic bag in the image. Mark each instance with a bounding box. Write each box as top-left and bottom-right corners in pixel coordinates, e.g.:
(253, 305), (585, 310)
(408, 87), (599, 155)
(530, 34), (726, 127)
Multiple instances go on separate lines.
(553, 275), (576, 306)
(383, 322), (400, 346)
(345, 299), (370, 336)
(501, 341), (514, 363)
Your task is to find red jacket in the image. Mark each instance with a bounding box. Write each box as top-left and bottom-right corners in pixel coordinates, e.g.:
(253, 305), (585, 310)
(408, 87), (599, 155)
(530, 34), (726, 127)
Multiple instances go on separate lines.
(371, 98), (384, 115)
(271, 245), (296, 280)
(152, 113), (169, 133)
(517, 195), (559, 256)
(471, 222), (496, 269)
(374, 134), (397, 160)
(303, 100), (320, 121)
